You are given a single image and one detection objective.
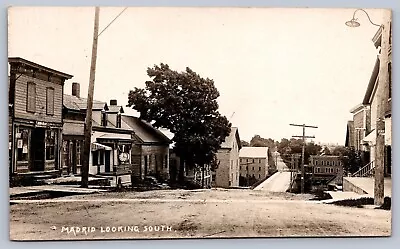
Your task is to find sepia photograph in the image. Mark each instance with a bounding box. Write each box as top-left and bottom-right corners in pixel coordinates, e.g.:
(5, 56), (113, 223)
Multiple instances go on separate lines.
(7, 6), (392, 241)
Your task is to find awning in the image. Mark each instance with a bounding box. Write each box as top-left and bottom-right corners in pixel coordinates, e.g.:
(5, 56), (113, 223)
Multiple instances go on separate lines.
(91, 142), (112, 151)
(363, 130), (376, 145)
(97, 133), (132, 140)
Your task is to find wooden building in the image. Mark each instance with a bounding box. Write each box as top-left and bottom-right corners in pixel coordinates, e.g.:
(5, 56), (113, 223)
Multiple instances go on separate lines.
(8, 57), (73, 181)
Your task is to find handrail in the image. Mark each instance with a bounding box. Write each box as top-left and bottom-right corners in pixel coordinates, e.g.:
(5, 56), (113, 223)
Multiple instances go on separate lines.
(351, 161), (375, 177)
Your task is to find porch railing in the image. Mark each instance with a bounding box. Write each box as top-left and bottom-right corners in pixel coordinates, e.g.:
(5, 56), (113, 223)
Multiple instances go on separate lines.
(351, 161), (375, 177)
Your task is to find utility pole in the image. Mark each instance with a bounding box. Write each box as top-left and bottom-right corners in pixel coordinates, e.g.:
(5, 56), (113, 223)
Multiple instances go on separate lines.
(374, 11), (391, 206)
(81, 7), (100, 188)
(290, 123), (318, 194)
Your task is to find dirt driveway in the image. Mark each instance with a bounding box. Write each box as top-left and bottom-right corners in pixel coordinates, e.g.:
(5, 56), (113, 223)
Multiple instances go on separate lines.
(10, 188), (391, 240)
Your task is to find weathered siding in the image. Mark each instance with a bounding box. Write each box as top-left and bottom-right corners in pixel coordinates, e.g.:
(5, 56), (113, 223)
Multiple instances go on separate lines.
(14, 74), (63, 123)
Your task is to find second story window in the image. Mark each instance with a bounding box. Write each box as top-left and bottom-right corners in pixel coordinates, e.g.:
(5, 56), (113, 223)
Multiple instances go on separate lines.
(46, 87), (54, 115)
(26, 82), (36, 113)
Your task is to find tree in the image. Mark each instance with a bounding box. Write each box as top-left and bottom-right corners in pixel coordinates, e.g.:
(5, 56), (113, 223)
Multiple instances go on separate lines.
(332, 146), (362, 174)
(321, 147), (332, 155)
(241, 140), (250, 147)
(127, 63), (231, 183)
(250, 135), (275, 149)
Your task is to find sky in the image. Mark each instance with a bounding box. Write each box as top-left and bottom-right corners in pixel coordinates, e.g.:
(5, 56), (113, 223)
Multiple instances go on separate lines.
(8, 7), (388, 145)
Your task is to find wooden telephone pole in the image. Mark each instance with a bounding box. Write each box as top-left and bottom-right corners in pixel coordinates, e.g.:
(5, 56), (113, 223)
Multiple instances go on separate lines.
(374, 11), (391, 206)
(290, 123), (318, 194)
(81, 7), (100, 188)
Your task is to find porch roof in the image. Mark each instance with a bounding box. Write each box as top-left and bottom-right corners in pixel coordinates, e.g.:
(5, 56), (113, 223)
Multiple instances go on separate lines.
(91, 142), (112, 151)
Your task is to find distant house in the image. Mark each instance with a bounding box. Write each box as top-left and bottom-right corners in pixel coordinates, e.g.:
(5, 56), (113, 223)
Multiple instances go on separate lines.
(239, 147), (272, 186)
(8, 57), (73, 182)
(121, 116), (172, 181)
(213, 127), (242, 188)
(310, 155), (344, 185)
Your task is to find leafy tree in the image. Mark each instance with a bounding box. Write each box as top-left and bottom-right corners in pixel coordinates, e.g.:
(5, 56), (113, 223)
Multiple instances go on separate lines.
(249, 135), (275, 149)
(241, 140), (250, 147)
(321, 147), (332, 155)
(127, 63), (231, 183)
(332, 146), (363, 174)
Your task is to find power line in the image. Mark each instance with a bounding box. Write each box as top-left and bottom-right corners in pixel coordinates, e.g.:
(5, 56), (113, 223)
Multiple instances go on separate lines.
(290, 123), (318, 194)
(98, 7), (129, 37)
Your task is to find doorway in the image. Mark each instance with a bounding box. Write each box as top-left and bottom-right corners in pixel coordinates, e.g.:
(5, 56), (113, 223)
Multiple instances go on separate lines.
(105, 151), (111, 172)
(31, 128), (45, 171)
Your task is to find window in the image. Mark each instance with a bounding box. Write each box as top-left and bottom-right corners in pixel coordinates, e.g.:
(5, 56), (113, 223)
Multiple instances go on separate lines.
(259, 159), (261, 163)
(46, 87), (54, 115)
(252, 167), (254, 170)
(17, 128), (30, 162)
(76, 141), (82, 166)
(259, 167), (261, 171)
(240, 166), (242, 170)
(117, 114), (122, 128)
(92, 151), (99, 166)
(252, 159), (255, 163)
(99, 150), (104, 165)
(26, 82), (36, 113)
(45, 130), (56, 160)
(246, 166), (248, 170)
(315, 160), (318, 165)
(258, 174), (261, 178)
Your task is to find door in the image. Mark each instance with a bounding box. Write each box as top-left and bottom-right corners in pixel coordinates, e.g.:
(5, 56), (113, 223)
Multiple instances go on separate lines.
(31, 128), (45, 171)
(105, 151), (111, 172)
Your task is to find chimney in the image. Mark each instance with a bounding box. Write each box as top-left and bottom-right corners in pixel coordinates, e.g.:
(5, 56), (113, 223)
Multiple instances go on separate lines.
(110, 99), (118, 106)
(72, 82), (80, 98)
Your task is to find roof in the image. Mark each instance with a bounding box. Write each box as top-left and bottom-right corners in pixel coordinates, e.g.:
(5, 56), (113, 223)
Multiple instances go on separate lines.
(121, 115), (172, 144)
(349, 103), (365, 114)
(63, 94), (108, 111)
(362, 57), (380, 105)
(220, 127), (242, 149)
(239, 147), (269, 158)
(8, 57), (73, 79)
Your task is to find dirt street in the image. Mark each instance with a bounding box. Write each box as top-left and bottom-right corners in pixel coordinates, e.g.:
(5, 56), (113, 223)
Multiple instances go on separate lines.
(10, 189), (391, 240)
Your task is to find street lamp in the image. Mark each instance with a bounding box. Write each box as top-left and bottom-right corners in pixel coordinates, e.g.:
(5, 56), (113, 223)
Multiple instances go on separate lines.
(345, 9), (382, 28)
(345, 9), (391, 206)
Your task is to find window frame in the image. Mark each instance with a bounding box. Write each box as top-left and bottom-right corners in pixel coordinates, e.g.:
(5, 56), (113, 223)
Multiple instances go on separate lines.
(26, 82), (36, 113)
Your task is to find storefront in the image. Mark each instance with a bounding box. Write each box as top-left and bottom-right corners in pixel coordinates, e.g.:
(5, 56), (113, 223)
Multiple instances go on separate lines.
(11, 119), (62, 174)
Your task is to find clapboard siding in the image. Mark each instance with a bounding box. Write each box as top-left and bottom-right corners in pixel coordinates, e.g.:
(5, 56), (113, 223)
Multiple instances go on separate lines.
(14, 74), (63, 124)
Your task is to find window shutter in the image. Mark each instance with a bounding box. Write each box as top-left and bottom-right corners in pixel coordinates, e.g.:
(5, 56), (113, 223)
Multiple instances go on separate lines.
(27, 82), (36, 112)
(46, 87), (54, 115)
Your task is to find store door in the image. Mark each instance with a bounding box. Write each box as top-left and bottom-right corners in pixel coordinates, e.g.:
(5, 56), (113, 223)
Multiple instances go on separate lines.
(31, 128), (45, 171)
(105, 151), (111, 172)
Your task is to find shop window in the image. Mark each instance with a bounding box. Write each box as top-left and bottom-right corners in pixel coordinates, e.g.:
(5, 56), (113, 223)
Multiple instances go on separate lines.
(17, 128), (30, 162)
(92, 151), (99, 165)
(46, 87), (54, 115)
(45, 130), (56, 160)
(26, 82), (36, 113)
(100, 150), (104, 165)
